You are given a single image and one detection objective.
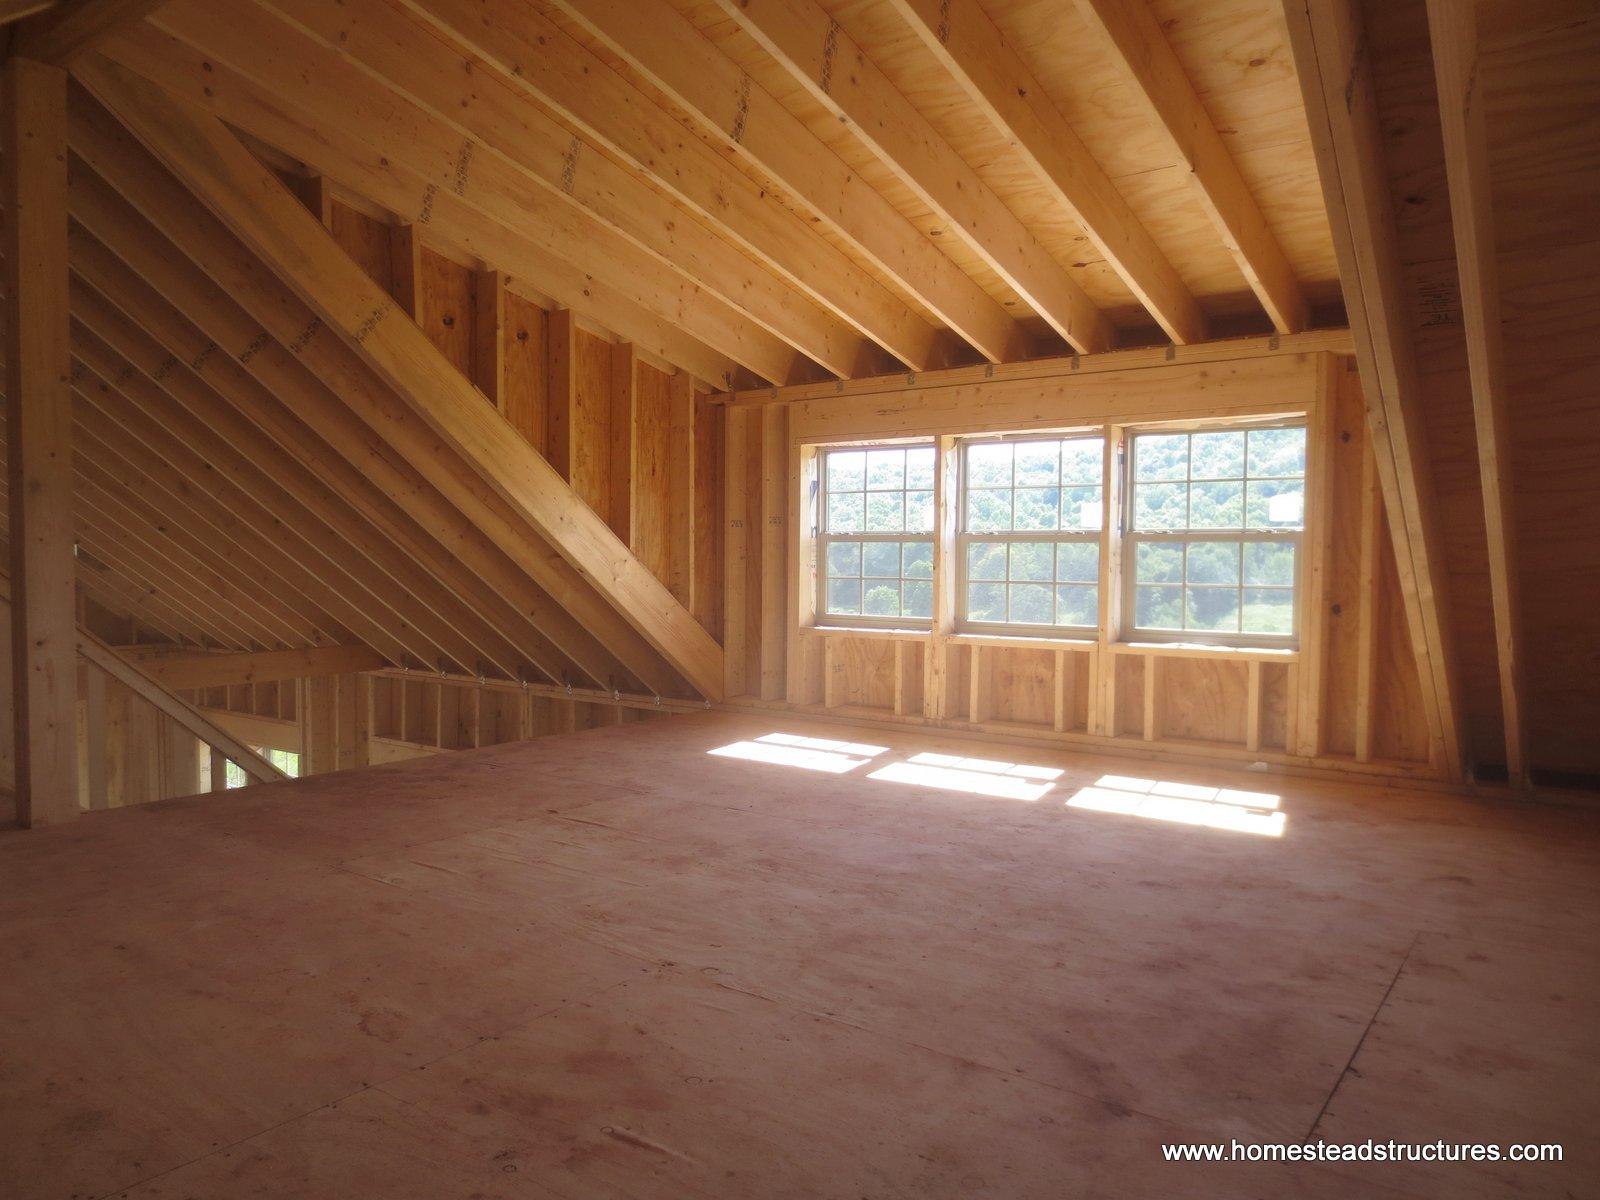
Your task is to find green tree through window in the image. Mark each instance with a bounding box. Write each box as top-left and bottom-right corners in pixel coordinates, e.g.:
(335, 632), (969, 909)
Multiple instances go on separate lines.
(959, 435), (1103, 631)
(818, 444), (936, 626)
(1125, 424), (1305, 642)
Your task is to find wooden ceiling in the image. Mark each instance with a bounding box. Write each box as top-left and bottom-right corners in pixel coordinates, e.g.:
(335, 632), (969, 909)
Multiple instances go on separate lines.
(4, 0), (1595, 783)
(88, 0), (1343, 388)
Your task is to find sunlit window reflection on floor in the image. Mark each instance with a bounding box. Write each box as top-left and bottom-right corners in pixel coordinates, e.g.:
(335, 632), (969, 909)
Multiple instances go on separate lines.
(867, 752), (1063, 802)
(1067, 774), (1285, 836)
(707, 732), (890, 774)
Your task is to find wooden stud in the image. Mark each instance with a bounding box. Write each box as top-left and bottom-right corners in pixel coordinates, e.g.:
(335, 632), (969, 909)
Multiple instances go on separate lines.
(723, 405), (750, 700)
(81, 663), (108, 810)
(472, 267), (506, 412)
(1282, 0), (1464, 780)
(759, 403), (786, 701)
(609, 340), (636, 544)
(1246, 658), (1263, 754)
(1142, 656), (1158, 741)
(666, 370), (696, 611)
(4, 55), (79, 826)
(1425, 0), (1528, 785)
(1354, 448), (1381, 764)
(1294, 356), (1338, 758)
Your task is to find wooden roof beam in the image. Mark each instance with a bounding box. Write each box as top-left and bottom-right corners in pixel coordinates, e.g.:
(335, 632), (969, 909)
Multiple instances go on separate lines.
(64, 170), (640, 691)
(9, 573), (291, 784)
(63, 104), (685, 697)
(68, 256), (574, 684)
(329, 0), (941, 372)
(70, 340), (438, 668)
(6, 0), (159, 63)
(1282, 0), (1464, 779)
(104, 20), (781, 387)
(545, 0), (1027, 365)
(885, 0), (1206, 345)
(1425, 0), (1527, 785)
(1074, 0), (1308, 334)
(69, 295), (532, 681)
(76, 58), (725, 699)
(130, 644), (386, 689)
(706, 0), (1115, 355)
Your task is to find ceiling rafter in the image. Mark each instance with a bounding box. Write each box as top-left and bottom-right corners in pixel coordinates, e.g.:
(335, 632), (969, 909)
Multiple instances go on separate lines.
(73, 55), (729, 699)
(1072, 0), (1308, 334)
(70, 336), (440, 667)
(69, 64), (712, 697)
(322, 0), (942, 372)
(69, 287), (535, 680)
(106, 17), (793, 387)
(884, 0), (1207, 345)
(64, 165), (640, 691)
(547, 0), (1027, 366)
(69, 246), (581, 683)
(167, 0), (870, 377)
(705, 0), (1115, 355)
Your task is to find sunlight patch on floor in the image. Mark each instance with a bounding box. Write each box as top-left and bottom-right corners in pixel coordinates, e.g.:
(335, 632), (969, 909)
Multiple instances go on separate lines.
(707, 732), (890, 774)
(1068, 775), (1286, 836)
(867, 752), (1062, 801)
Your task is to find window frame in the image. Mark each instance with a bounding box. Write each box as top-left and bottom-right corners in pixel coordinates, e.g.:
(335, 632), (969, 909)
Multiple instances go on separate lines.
(814, 441), (938, 631)
(1119, 415), (1308, 649)
(955, 429), (1106, 637)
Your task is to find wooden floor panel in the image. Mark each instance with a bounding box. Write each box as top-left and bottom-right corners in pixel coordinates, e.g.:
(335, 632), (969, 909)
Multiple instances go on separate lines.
(2, 712), (1596, 1198)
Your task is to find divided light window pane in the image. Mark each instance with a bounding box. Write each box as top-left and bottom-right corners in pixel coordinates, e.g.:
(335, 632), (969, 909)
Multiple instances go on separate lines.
(820, 445), (936, 625)
(1127, 425), (1305, 641)
(960, 435), (1103, 632)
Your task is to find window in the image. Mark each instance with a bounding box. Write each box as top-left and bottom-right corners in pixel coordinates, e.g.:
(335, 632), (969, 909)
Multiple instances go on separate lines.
(818, 444), (935, 626)
(223, 747), (300, 789)
(959, 435), (1104, 631)
(1124, 422), (1306, 644)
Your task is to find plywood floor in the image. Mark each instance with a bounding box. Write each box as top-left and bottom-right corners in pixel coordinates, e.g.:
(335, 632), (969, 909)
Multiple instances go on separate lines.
(2, 712), (1597, 1199)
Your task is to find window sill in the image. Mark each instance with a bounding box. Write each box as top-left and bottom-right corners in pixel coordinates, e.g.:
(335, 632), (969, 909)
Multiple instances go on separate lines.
(948, 631), (1097, 652)
(806, 624), (931, 642)
(1109, 641), (1299, 662)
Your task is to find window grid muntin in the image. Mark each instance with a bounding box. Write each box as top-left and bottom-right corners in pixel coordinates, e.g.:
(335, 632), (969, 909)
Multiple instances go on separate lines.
(817, 444), (936, 629)
(957, 433), (1105, 634)
(1123, 422), (1306, 646)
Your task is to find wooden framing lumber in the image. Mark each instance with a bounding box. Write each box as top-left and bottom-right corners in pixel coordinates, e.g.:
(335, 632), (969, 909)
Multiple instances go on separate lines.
(0, 575), (288, 784)
(7, 0), (159, 63)
(365, 0), (941, 372)
(1280, 0), (1463, 779)
(1072, 0), (1308, 334)
(105, 22), (745, 388)
(65, 95), (683, 696)
(884, 0), (1206, 345)
(1425, 0), (1528, 784)
(3, 55), (79, 825)
(129, 644), (385, 689)
(547, 0), (1024, 366)
(129, 6), (815, 382)
(705, 0), (1114, 355)
(0, 3), (56, 29)
(63, 183), (614, 686)
(77, 57), (725, 699)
